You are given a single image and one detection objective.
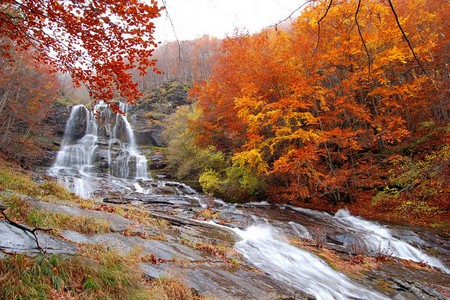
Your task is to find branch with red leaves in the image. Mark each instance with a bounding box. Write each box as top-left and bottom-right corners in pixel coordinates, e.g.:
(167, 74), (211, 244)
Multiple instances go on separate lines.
(0, 0), (164, 110)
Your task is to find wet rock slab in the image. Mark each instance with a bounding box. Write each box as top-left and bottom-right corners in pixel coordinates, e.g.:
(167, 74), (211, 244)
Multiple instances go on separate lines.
(375, 264), (450, 300)
(141, 262), (313, 300)
(0, 220), (78, 254)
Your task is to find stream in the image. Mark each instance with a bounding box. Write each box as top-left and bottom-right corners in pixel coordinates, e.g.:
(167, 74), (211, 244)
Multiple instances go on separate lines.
(47, 103), (450, 300)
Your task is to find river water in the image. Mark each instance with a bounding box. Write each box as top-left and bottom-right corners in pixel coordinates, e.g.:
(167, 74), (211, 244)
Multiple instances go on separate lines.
(48, 103), (450, 300)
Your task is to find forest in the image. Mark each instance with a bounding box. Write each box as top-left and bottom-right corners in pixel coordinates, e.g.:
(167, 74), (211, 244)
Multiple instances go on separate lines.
(160, 0), (449, 228)
(1, 0), (448, 228)
(1, 0), (449, 299)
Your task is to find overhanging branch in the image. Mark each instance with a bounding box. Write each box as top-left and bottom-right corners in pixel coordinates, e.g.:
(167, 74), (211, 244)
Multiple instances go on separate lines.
(355, 0), (372, 75)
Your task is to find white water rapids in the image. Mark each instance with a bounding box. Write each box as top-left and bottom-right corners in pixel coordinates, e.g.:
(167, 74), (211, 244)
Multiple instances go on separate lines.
(232, 224), (389, 300)
(203, 219), (389, 300)
(334, 209), (450, 274)
(289, 207), (450, 274)
(203, 206), (448, 299)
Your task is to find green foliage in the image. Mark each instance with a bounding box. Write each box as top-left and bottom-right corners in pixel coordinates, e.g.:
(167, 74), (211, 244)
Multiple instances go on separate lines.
(419, 120), (435, 130)
(162, 104), (266, 201)
(198, 162), (265, 201)
(199, 170), (223, 195)
(390, 145), (449, 198)
(372, 187), (399, 206)
(372, 145), (449, 220)
(225, 163), (263, 196)
(162, 105), (226, 185)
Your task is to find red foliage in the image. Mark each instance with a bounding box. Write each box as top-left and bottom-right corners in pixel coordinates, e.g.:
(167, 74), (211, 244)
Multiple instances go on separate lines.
(0, 0), (163, 107)
(0, 46), (58, 165)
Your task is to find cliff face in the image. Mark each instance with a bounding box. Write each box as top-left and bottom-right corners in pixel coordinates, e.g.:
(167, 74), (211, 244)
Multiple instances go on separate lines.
(28, 103), (73, 168)
(49, 81), (190, 149)
(129, 81), (190, 147)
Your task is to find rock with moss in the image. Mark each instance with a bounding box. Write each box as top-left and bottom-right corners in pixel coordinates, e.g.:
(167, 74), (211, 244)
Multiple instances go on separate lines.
(130, 81), (191, 146)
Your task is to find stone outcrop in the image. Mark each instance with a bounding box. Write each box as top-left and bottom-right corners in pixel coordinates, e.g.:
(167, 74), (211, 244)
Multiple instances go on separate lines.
(129, 81), (190, 147)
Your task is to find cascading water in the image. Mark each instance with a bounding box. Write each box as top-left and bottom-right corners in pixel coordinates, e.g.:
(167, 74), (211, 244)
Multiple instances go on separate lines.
(49, 102), (149, 198)
(333, 209), (450, 274)
(204, 219), (389, 300)
(288, 206), (450, 274)
(47, 103), (448, 299)
(102, 102), (148, 179)
(233, 224), (390, 300)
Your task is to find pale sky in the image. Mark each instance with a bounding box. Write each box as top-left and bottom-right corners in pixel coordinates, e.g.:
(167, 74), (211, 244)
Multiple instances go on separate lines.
(154, 0), (304, 42)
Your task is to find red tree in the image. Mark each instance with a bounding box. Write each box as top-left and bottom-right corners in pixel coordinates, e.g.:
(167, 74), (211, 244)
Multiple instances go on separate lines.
(0, 0), (162, 110)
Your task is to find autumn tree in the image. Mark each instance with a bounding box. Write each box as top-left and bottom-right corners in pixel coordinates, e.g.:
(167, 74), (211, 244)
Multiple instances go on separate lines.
(161, 104), (226, 188)
(0, 46), (58, 165)
(0, 0), (162, 110)
(188, 0), (448, 205)
(136, 35), (221, 90)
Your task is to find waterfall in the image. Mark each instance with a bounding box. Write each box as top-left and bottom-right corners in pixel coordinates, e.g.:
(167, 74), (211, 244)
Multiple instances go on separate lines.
(49, 101), (149, 198)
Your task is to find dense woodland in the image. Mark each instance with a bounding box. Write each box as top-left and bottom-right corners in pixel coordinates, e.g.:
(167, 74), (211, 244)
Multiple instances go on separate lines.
(0, 1), (449, 299)
(1, 0), (449, 228)
(160, 0), (450, 227)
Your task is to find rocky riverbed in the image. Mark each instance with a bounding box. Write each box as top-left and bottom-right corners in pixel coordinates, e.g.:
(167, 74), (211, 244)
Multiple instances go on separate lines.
(4, 101), (446, 300)
(1, 173), (449, 299)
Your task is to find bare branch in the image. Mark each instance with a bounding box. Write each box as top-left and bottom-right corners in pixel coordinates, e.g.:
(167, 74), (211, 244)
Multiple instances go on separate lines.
(387, 0), (429, 77)
(1, 210), (51, 253)
(355, 0), (372, 75)
(270, 0), (313, 31)
(160, 0), (182, 61)
(313, 0), (333, 54)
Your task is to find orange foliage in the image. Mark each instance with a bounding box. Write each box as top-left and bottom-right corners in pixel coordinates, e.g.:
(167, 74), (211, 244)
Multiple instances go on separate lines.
(0, 46), (58, 165)
(190, 0), (449, 206)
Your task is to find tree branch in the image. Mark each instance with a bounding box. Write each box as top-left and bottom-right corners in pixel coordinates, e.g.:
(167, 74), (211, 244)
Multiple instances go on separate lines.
(355, 0), (372, 75)
(313, 0), (333, 54)
(387, 0), (428, 77)
(270, 0), (313, 31)
(1, 210), (51, 253)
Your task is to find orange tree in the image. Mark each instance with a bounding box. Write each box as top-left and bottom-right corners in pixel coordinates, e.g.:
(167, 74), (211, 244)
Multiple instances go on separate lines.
(0, 0), (162, 110)
(189, 0), (448, 204)
(0, 47), (57, 164)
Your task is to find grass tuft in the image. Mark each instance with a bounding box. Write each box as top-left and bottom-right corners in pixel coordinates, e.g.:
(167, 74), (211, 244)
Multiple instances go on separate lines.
(148, 276), (202, 300)
(0, 166), (37, 195)
(38, 181), (78, 201)
(0, 245), (149, 300)
(26, 209), (111, 234)
(2, 193), (110, 234)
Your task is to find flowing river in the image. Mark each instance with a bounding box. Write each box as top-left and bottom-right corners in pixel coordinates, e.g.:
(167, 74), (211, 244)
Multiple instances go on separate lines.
(48, 103), (450, 300)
